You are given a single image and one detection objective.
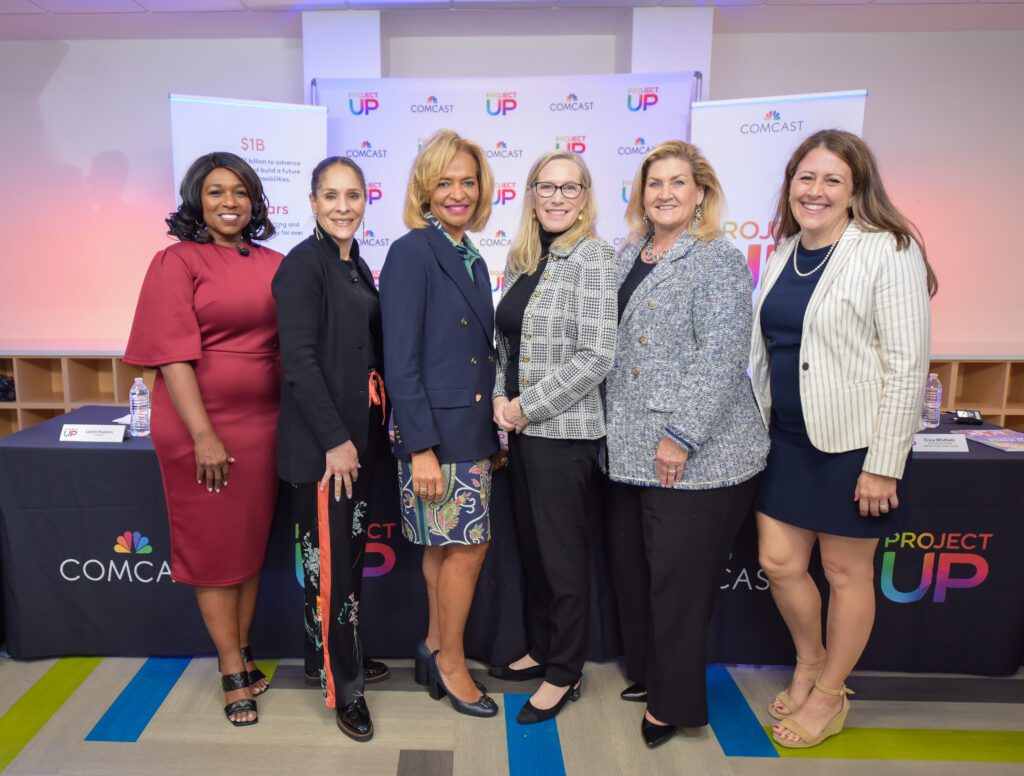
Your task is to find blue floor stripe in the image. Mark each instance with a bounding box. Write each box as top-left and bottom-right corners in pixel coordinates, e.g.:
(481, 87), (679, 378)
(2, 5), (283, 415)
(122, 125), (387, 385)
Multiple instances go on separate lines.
(504, 693), (567, 776)
(707, 664), (779, 758)
(85, 657), (191, 742)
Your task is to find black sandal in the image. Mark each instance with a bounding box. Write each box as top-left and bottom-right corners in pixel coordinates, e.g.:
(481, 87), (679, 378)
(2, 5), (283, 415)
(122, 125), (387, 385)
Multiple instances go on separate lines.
(222, 671), (257, 726)
(241, 646), (269, 696)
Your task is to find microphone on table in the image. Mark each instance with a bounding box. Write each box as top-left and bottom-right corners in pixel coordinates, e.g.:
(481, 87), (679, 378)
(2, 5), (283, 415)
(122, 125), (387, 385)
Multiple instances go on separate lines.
(236, 245), (250, 256)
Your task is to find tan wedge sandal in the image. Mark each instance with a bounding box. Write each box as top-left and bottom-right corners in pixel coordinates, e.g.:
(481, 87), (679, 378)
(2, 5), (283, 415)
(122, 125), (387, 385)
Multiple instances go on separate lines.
(768, 653), (826, 721)
(772, 680), (853, 749)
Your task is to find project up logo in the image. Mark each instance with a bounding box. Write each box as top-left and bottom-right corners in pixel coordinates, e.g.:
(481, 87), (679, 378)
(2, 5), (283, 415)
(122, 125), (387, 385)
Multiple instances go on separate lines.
(486, 91), (518, 116)
(493, 182), (517, 206)
(366, 182), (383, 206)
(345, 140), (388, 160)
(550, 93), (594, 112)
(61, 531), (171, 583)
(410, 95), (454, 114)
(626, 86), (659, 112)
(740, 109), (805, 135)
(880, 531), (992, 603)
(555, 135), (586, 154)
(348, 92), (380, 116)
(487, 140), (524, 160)
(294, 520), (398, 585)
(621, 180), (632, 204)
(617, 137), (653, 156)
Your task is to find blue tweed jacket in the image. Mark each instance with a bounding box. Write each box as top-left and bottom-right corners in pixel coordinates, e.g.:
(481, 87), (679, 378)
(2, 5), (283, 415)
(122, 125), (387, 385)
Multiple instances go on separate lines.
(605, 231), (769, 489)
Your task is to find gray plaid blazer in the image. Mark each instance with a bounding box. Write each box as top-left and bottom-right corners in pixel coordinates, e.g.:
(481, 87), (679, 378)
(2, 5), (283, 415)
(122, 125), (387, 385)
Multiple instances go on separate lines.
(494, 235), (618, 440)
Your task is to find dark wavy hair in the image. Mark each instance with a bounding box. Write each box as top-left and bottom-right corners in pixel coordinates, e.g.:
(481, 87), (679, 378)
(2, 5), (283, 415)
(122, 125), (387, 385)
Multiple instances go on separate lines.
(311, 156), (366, 195)
(166, 152), (276, 243)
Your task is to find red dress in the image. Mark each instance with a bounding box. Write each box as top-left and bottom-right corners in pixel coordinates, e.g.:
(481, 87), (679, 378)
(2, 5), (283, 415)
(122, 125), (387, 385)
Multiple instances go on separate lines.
(124, 241), (283, 586)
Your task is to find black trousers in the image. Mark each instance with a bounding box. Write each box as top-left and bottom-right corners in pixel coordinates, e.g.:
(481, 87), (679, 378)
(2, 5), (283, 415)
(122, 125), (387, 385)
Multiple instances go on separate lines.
(605, 476), (758, 727)
(507, 433), (601, 686)
(293, 402), (385, 709)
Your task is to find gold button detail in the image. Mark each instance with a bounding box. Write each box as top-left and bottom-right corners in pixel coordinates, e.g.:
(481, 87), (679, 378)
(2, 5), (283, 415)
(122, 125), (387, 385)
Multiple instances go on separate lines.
(639, 336), (649, 346)
(631, 367), (641, 377)
(488, 355), (495, 363)
(524, 333), (532, 340)
(523, 356), (530, 363)
(460, 317), (469, 327)
(648, 300), (658, 309)
(470, 356), (478, 365)
(533, 291), (541, 299)
(543, 273), (550, 280)
(475, 393), (482, 402)
(527, 312), (533, 318)
(523, 378), (530, 385)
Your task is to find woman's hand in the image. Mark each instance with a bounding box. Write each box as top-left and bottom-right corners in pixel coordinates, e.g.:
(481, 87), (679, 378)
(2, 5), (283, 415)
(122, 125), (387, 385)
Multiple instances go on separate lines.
(493, 396), (516, 432)
(411, 448), (444, 502)
(654, 436), (688, 488)
(501, 397), (530, 434)
(194, 430), (234, 493)
(321, 440), (360, 501)
(854, 471), (899, 517)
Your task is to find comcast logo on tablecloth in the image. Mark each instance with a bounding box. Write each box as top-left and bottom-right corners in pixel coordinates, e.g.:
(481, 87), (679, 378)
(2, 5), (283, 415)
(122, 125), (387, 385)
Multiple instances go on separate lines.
(114, 530), (152, 555)
(765, 110), (782, 120)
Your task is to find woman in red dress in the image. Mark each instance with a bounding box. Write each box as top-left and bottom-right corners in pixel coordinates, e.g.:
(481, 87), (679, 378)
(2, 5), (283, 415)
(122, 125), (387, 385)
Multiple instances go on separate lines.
(124, 152), (283, 726)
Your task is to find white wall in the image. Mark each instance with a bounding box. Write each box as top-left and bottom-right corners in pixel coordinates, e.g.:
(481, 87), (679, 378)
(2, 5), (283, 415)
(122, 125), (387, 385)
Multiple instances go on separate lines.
(711, 30), (1024, 356)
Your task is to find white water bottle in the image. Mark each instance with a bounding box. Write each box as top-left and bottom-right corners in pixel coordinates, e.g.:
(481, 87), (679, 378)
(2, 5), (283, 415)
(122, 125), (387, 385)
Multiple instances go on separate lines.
(129, 377), (151, 438)
(922, 373), (942, 429)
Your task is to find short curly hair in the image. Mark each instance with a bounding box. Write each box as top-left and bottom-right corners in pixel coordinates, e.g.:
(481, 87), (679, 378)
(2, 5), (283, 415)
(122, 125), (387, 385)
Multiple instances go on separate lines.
(166, 151), (276, 243)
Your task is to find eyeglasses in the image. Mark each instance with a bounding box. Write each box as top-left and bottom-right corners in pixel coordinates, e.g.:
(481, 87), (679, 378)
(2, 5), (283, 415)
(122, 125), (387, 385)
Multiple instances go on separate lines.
(532, 181), (586, 200)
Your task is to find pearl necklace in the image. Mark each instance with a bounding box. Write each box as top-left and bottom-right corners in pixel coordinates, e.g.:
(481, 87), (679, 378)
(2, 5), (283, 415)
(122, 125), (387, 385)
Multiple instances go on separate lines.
(792, 220), (851, 278)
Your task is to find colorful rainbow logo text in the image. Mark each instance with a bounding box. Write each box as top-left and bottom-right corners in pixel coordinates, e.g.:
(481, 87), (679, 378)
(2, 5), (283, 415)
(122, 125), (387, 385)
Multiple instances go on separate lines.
(348, 92), (380, 116)
(880, 531), (991, 603)
(493, 182), (517, 205)
(764, 110), (782, 120)
(486, 91), (518, 116)
(627, 87), (659, 112)
(366, 182), (383, 205)
(114, 531), (152, 555)
(555, 135), (586, 154)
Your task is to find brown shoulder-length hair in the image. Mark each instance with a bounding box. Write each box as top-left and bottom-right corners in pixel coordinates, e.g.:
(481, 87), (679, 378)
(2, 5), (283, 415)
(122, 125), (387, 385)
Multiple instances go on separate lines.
(166, 151), (276, 243)
(773, 129), (937, 297)
(508, 150), (599, 276)
(403, 129), (494, 233)
(624, 140), (724, 244)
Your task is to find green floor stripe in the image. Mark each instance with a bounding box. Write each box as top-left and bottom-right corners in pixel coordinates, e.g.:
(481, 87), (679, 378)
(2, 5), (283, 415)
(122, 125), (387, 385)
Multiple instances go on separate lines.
(764, 726), (1024, 762)
(0, 657), (103, 772)
(256, 659), (279, 685)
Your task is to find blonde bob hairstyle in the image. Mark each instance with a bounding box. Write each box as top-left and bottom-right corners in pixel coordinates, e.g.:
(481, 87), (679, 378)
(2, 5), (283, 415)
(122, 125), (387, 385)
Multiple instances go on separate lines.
(402, 129), (494, 233)
(508, 150), (599, 276)
(624, 140), (724, 244)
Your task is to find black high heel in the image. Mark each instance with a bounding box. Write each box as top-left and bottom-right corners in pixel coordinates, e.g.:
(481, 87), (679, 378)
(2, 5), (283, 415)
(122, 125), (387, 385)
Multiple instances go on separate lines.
(516, 680), (581, 725)
(426, 651), (498, 718)
(641, 716), (676, 748)
(240, 646), (269, 696)
(221, 671), (257, 727)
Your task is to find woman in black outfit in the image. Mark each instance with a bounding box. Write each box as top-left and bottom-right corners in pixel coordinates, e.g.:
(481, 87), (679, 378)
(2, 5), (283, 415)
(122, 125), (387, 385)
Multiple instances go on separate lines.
(272, 157), (389, 742)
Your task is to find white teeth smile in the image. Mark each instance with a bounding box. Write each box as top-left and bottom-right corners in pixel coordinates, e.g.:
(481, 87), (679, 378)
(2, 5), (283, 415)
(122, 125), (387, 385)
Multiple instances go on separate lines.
(219, 213), (240, 220)
(803, 203), (826, 211)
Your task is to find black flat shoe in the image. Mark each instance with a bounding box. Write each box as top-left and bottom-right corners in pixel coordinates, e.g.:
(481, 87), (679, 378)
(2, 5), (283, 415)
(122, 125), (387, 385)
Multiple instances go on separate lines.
(516, 681), (581, 725)
(363, 657), (390, 684)
(620, 683), (648, 702)
(488, 662), (546, 681)
(427, 651), (499, 718)
(240, 646), (269, 696)
(221, 671), (257, 727)
(336, 697), (373, 742)
(641, 717), (676, 748)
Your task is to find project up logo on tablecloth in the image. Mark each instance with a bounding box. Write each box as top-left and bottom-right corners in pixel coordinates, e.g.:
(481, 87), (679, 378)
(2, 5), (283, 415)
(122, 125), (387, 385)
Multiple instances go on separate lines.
(60, 531), (171, 583)
(880, 531), (992, 603)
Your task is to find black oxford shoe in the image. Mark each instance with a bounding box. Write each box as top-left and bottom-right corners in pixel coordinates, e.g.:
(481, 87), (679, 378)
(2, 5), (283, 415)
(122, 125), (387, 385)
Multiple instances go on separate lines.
(337, 697), (373, 742)
(363, 658), (390, 684)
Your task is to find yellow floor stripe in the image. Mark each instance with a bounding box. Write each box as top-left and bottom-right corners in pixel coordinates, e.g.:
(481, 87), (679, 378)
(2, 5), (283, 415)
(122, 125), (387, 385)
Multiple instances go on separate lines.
(765, 726), (1024, 761)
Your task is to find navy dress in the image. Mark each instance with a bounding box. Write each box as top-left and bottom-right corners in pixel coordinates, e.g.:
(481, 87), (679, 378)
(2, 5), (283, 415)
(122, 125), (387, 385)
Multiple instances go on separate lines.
(756, 243), (906, 538)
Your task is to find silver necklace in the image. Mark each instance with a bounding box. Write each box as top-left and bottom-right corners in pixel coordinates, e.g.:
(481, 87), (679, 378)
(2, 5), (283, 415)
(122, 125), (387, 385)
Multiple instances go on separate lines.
(792, 220), (850, 278)
(643, 237), (670, 264)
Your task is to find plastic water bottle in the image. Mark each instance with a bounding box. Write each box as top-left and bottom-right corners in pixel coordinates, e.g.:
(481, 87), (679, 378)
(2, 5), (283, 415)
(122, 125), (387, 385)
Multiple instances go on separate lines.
(129, 377), (151, 438)
(922, 373), (942, 429)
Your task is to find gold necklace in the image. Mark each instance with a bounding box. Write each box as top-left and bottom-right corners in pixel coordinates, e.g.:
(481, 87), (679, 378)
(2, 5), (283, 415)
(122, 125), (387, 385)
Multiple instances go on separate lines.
(792, 220), (851, 278)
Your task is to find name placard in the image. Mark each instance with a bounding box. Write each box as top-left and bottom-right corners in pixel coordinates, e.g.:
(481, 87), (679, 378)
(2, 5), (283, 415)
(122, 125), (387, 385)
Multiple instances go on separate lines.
(59, 424), (127, 444)
(913, 434), (969, 453)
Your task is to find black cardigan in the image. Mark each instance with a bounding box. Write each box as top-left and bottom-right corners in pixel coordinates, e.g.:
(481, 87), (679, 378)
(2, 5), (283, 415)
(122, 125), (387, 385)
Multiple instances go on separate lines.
(272, 232), (383, 483)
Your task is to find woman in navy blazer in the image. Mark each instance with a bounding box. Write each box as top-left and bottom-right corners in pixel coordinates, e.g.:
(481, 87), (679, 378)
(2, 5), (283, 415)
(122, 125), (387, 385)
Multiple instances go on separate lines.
(379, 130), (501, 718)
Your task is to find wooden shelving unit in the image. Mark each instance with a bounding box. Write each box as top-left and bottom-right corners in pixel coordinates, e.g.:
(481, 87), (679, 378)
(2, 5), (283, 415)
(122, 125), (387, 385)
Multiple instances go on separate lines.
(0, 353), (1021, 437)
(0, 354), (155, 434)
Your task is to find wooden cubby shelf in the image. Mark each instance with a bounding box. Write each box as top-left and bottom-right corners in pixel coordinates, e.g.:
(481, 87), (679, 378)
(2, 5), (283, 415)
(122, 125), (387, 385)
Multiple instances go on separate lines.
(0, 354), (1021, 437)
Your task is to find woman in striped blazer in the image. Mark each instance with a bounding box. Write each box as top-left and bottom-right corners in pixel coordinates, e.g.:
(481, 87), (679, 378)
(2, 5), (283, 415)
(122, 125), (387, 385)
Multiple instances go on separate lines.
(749, 130), (936, 749)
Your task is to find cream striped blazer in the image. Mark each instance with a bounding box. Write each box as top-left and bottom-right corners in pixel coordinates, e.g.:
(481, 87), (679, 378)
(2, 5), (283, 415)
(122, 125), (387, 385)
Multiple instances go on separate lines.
(749, 220), (931, 479)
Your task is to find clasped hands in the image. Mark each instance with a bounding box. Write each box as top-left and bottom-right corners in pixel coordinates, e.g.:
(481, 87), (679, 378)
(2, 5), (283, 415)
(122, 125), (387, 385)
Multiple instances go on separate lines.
(492, 396), (529, 434)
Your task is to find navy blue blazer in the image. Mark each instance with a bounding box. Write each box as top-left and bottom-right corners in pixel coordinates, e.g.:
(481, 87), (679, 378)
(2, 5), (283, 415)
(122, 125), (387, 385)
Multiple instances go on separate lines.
(379, 226), (499, 463)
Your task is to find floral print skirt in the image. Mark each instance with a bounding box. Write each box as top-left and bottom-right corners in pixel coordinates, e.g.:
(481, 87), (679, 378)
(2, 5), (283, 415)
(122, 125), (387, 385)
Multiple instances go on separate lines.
(398, 457), (492, 546)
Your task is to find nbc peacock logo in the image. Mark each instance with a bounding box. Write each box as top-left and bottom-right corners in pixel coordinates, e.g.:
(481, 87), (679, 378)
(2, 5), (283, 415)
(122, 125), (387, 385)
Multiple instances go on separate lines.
(410, 94), (454, 113)
(741, 110), (803, 135)
(361, 228), (391, 250)
(549, 92), (594, 112)
(361, 140), (372, 149)
(114, 530), (152, 554)
(480, 228), (512, 249)
(764, 110), (782, 121)
(617, 136), (652, 156)
(427, 95), (438, 104)
(486, 139), (524, 159)
(346, 140), (388, 159)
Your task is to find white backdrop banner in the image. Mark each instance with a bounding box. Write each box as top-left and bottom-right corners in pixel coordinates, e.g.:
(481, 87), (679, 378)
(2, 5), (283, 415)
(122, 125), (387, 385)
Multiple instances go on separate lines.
(169, 94), (327, 254)
(313, 72), (698, 292)
(690, 90), (867, 293)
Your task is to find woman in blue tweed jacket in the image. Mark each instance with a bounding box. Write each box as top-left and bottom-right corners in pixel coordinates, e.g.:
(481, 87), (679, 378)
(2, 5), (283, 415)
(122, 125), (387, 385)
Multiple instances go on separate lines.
(604, 141), (769, 748)
(490, 150), (618, 725)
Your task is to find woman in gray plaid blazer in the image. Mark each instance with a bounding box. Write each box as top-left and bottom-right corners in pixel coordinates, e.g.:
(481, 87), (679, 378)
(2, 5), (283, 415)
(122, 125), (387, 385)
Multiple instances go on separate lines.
(604, 141), (768, 748)
(489, 151), (618, 725)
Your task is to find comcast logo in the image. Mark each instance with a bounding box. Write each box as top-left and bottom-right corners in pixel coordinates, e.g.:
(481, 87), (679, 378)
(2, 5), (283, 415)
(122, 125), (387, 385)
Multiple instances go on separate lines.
(764, 110), (781, 120)
(114, 530), (153, 555)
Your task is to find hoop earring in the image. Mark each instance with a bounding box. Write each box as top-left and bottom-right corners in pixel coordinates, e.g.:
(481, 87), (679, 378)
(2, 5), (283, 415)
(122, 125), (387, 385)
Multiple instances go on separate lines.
(693, 203), (703, 227)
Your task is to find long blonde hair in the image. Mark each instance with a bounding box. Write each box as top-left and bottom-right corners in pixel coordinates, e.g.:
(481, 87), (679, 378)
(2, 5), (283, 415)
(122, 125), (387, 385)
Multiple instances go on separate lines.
(773, 129), (937, 297)
(507, 151), (599, 275)
(623, 140), (724, 244)
(403, 129), (494, 232)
